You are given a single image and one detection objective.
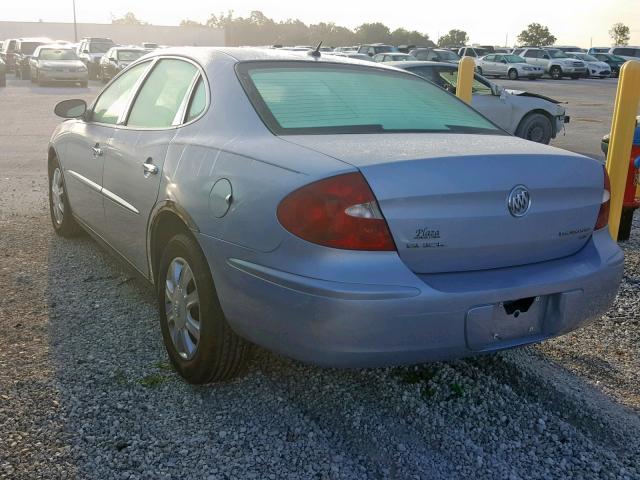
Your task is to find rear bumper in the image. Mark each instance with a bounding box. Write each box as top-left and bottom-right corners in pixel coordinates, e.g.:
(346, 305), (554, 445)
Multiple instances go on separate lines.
(199, 229), (623, 367)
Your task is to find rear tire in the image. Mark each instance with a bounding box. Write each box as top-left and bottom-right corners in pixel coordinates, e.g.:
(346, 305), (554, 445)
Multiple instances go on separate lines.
(516, 113), (553, 145)
(158, 233), (252, 384)
(48, 156), (82, 237)
(508, 69), (518, 80)
(550, 66), (562, 80)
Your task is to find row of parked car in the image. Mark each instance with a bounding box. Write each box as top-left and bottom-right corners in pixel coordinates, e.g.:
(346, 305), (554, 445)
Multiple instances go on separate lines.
(323, 43), (637, 80)
(0, 37), (156, 87)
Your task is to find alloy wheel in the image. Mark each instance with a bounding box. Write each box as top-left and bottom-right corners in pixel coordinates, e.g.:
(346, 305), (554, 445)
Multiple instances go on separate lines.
(165, 257), (201, 360)
(51, 167), (65, 225)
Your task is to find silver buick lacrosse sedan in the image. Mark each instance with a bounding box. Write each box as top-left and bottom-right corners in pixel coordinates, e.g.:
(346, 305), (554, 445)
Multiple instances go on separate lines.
(48, 47), (623, 383)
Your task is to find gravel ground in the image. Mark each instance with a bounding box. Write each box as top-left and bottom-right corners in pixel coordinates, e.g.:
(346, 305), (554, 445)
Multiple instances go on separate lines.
(1, 78), (640, 479)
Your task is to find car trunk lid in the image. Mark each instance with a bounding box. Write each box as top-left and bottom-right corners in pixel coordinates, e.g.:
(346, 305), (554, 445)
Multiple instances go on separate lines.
(284, 133), (603, 273)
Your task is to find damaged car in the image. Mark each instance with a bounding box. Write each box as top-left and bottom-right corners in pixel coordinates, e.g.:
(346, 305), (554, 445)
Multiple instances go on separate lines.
(389, 61), (568, 144)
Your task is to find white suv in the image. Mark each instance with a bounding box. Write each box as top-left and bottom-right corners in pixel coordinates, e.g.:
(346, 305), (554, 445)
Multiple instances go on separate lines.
(513, 47), (586, 79)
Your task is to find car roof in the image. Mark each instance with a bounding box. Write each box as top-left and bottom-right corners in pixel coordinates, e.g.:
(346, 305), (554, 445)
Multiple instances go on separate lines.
(161, 46), (389, 64)
(385, 60), (454, 68)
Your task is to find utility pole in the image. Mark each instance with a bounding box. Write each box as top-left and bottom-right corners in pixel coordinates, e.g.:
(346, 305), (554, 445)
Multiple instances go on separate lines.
(72, 0), (78, 42)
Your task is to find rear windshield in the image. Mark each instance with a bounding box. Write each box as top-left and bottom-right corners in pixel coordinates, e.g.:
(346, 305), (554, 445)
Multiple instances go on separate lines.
(117, 50), (144, 61)
(236, 62), (501, 135)
(19, 42), (42, 55)
(89, 42), (113, 53)
(39, 48), (77, 60)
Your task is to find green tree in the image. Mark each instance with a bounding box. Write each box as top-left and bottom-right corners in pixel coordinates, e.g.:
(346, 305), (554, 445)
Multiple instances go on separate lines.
(516, 23), (556, 46)
(355, 22), (391, 44)
(609, 22), (630, 46)
(180, 19), (204, 27)
(112, 12), (148, 25)
(437, 29), (468, 47)
(390, 28), (435, 47)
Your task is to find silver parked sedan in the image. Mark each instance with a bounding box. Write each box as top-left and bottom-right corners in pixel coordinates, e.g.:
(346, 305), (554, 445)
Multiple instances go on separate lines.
(29, 45), (88, 86)
(48, 48), (622, 384)
(476, 53), (544, 80)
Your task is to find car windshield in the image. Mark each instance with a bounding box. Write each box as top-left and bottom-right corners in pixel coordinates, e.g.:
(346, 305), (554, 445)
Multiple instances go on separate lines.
(20, 42), (42, 55)
(437, 69), (493, 95)
(117, 50), (144, 61)
(376, 45), (397, 53)
(504, 54), (526, 63)
(391, 55), (416, 61)
(239, 62), (500, 135)
(474, 48), (490, 56)
(548, 49), (569, 59)
(89, 42), (113, 53)
(573, 53), (597, 61)
(39, 48), (78, 60)
(437, 50), (459, 61)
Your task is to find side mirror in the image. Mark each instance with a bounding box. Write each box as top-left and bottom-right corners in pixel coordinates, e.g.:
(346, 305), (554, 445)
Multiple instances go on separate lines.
(82, 49), (89, 54)
(54, 99), (87, 119)
(368, 52), (373, 57)
(501, 59), (507, 63)
(543, 55), (550, 59)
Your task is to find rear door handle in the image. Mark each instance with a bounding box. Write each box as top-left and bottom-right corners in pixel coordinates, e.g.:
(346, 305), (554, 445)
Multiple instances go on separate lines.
(92, 143), (103, 157)
(143, 158), (158, 176)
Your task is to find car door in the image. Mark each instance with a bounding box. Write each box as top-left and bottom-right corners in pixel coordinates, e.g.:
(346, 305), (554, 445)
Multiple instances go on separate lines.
(482, 55), (495, 74)
(469, 75), (514, 131)
(61, 61), (151, 234)
(102, 57), (200, 273)
(493, 55), (507, 76)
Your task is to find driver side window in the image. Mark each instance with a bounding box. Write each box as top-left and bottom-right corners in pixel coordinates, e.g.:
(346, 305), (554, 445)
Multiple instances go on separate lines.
(91, 61), (150, 125)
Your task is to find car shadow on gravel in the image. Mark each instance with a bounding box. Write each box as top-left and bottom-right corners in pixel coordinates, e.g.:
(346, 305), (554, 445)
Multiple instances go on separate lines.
(45, 231), (640, 479)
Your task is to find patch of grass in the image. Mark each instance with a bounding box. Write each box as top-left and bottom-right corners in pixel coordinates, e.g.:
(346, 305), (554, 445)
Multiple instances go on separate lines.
(449, 383), (464, 397)
(112, 369), (128, 385)
(139, 374), (169, 388)
(396, 366), (437, 385)
(395, 366), (438, 401)
(154, 361), (174, 372)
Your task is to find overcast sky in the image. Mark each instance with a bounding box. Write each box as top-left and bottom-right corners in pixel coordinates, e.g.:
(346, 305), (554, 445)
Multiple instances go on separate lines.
(2, 0), (639, 47)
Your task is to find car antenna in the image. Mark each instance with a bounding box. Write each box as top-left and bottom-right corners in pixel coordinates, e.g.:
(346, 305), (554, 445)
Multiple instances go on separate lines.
(308, 41), (322, 58)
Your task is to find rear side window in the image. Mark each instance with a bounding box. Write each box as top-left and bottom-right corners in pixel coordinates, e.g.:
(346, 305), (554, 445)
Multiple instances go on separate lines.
(127, 59), (198, 128)
(237, 62), (501, 135)
(92, 61), (150, 125)
(185, 77), (207, 122)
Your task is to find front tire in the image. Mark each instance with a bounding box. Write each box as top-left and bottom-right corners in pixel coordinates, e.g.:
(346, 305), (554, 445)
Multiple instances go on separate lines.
(550, 66), (562, 80)
(158, 233), (252, 384)
(508, 69), (518, 80)
(516, 113), (553, 145)
(48, 157), (82, 237)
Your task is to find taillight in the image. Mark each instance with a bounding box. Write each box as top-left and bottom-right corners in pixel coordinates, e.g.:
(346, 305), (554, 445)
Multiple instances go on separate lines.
(277, 172), (396, 251)
(595, 165), (610, 230)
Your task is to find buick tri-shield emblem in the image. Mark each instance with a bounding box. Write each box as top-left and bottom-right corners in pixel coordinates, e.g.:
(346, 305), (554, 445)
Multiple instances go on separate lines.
(507, 185), (531, 217)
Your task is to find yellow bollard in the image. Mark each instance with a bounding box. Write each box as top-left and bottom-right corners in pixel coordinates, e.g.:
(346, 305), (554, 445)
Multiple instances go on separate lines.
(456, 57), (475, 104)
(606, 60), (640, 239)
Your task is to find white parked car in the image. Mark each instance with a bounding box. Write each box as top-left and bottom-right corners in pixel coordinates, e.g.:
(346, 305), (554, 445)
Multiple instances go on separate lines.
(390, 61), (569, 144)
(476, 54), (544, 80)
(512, 47), (586, 79)
(566, 52), (611, 78)
(607, 46), (640, 61)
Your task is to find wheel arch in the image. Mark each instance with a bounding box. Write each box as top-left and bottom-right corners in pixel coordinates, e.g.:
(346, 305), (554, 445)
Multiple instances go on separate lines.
(48, 144), (60, 170)
(147, 202), (200, 286)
